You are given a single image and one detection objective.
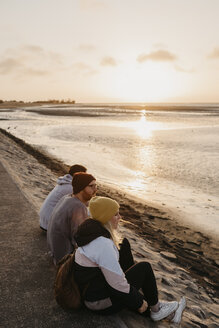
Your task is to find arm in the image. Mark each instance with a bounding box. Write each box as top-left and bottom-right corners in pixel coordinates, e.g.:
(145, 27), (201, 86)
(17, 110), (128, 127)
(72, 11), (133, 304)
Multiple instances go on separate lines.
(70, 205), (88, 245)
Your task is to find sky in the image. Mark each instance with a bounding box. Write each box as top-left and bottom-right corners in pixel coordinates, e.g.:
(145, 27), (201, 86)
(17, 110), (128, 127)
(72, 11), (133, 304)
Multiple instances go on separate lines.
(0, 0), (219, 103)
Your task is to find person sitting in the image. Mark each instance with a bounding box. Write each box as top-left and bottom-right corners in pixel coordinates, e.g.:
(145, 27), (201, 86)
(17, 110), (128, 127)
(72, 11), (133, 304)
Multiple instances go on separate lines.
(71, 196), (186, 323)
(47, 172), (97, 265)
(39, 164), (87, 231)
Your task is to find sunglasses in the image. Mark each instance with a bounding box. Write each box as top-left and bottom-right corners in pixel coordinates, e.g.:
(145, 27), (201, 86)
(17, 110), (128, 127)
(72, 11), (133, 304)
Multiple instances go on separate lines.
(87, 183), (97, 189)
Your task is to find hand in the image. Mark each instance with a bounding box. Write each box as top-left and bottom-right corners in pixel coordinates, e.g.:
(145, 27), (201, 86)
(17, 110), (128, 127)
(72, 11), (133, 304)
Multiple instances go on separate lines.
(138, 300), (148, 313)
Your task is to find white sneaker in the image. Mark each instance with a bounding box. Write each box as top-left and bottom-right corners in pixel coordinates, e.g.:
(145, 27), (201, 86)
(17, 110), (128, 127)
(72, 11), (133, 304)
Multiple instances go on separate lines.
(171, 297), (186, 324)
(151, 301), (178, 321)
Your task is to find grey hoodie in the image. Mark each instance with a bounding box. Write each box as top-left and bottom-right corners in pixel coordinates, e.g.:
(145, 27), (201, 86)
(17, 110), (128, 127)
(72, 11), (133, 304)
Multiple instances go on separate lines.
(39, 174), (73, 230)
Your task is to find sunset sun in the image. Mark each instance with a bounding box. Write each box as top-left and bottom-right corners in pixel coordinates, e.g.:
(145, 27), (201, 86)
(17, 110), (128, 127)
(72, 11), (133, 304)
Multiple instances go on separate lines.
(113, 62), (177, 102)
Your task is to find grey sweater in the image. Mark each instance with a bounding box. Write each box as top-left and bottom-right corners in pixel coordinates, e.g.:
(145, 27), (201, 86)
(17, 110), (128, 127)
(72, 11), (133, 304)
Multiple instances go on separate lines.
(47, 195), (88, 264)
(39, 174), (73, 230)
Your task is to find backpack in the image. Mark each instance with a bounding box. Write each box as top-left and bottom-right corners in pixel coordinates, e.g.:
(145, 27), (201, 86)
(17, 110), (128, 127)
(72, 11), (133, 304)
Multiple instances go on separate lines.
(54, 252), (81, 310)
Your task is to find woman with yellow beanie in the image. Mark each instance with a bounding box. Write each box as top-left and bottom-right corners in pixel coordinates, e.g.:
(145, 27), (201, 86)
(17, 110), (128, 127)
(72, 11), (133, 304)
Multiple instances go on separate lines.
(71, 196), (185, 323)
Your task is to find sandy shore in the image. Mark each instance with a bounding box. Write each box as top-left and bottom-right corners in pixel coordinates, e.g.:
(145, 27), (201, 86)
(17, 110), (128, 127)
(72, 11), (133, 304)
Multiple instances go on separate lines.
(0, 127), (218, 327)
(1, 101), (218, 113)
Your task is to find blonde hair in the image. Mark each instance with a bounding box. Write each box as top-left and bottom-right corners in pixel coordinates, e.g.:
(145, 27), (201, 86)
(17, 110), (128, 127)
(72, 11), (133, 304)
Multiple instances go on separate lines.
(103, 221), (120, 247)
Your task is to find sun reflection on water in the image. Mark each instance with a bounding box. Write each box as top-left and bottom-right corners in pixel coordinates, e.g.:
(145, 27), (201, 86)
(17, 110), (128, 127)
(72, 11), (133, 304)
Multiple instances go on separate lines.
(121, 110), (159, 191)
(136, 110), (152, 138)
(127, 170), (148, 192)
(120, 109), (162, 139)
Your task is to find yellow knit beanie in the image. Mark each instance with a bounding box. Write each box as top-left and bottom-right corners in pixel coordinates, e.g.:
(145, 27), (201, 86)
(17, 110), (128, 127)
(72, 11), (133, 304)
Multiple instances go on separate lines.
(89, 196), (119, 224)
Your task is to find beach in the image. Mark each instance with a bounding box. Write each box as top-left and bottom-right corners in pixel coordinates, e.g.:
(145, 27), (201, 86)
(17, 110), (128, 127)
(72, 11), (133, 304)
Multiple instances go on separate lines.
(1, 0), (219, 324)
(0, 124), (218, 327)
(0, 104), (218, 242)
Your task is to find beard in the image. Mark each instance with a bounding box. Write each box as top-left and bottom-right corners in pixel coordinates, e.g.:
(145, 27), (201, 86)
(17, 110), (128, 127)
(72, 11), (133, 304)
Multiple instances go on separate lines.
(82, 190), (96, 202)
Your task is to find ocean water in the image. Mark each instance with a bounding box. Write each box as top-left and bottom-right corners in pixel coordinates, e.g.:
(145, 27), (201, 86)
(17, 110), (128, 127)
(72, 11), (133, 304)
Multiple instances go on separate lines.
(0, 104), (219, 238)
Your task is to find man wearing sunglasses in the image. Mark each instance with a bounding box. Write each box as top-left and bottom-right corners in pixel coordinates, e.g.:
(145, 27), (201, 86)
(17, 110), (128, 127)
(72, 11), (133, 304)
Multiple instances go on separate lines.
(47, 172), (97, 265)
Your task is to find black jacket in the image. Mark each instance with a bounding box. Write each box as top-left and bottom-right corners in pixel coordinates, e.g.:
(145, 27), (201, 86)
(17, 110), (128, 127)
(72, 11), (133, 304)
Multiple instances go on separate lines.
(74, 219), (144, 311)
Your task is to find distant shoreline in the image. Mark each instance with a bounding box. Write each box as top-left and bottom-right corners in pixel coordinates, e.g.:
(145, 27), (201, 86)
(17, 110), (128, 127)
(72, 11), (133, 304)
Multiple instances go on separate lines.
(1, 102), (219, 116)
(0, 100), (75, 109)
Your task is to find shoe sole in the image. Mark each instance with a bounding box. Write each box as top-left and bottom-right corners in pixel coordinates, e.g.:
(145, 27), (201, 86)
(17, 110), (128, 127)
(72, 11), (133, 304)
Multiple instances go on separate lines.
(171, 297), (186, 324)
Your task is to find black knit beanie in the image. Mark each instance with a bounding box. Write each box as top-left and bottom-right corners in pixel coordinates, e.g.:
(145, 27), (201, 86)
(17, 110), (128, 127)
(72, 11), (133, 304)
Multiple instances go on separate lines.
(72, 172), (96, 194)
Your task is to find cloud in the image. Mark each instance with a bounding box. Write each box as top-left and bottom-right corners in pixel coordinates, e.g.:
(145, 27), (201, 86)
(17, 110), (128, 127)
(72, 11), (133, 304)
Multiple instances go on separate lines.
(208, 47), (219, 59)
(21, 45), (44, 54)
(0, 58), (22, 74)
(73, 62), (91, 70)
(21, 67), (49, 76)
(100, 56), (117, 66)
(4, 45), (44, 60)
(78, 44), (96, 52)
(72, 62), (98, 76)
(137, 50), (177, 63)
(20, 45), (63, 65)
(47, 51), (64, 65)
(174, 65), (195, 73)
(0, 44), (64, 77)
(0, 56), (49, 76)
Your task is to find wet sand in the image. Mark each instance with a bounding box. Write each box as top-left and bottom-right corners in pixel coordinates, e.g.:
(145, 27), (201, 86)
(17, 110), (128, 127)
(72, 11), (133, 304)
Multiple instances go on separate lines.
(0, 127), (218, 327)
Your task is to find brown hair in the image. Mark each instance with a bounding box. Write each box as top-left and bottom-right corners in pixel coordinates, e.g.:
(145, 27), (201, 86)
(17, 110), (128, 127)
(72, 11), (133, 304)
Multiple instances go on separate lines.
(69, 164), (87, 176)
(54, 253), (81, 310)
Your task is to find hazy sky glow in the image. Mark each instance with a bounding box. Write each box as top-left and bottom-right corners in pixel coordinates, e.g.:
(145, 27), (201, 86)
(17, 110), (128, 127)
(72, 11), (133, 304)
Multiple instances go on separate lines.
(0, 0), (219, 103)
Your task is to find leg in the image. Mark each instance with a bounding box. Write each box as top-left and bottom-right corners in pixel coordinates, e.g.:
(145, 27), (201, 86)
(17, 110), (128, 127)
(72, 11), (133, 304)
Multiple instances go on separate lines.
(89, 261), (156, 316)
(125, 261), (159, 307)
(119, 238), (135, 272)
(126, 262), (178, 321)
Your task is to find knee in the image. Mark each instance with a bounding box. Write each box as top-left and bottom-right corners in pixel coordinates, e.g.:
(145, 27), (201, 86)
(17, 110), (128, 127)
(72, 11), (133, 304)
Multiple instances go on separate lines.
(120, 238), (131, 250)
(138, 261), (153, 273)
